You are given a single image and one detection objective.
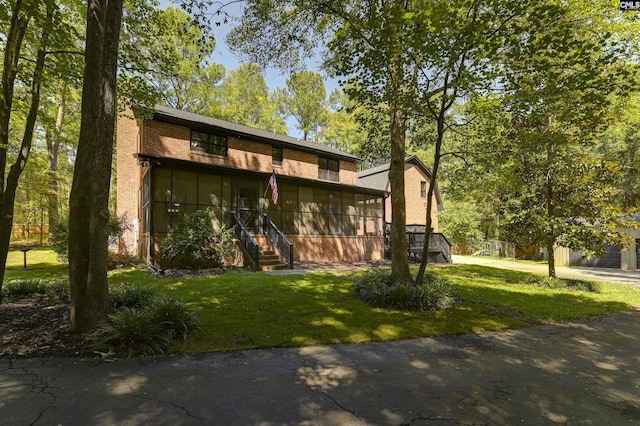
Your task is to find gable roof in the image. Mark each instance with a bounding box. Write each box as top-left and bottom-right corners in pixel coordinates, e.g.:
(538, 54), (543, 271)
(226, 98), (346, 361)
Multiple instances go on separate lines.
(357, 156), (443, 209)
(151, 105), (359, 162)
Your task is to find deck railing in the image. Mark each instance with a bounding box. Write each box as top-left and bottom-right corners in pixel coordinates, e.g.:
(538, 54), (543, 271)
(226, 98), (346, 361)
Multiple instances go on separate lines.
(384, 224), (452, 263)
(262, 213), (294, 269)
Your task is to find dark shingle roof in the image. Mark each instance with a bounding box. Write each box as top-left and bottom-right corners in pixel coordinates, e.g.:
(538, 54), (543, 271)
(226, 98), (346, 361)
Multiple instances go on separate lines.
(152, 105), (359, 162)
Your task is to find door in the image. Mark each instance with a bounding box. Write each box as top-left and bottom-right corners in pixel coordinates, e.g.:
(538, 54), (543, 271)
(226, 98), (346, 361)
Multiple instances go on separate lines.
(237, 186), (259, 231)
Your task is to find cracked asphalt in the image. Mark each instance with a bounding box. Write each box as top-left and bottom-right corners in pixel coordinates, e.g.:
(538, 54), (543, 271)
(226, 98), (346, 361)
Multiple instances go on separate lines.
(2, 308), (640, 425)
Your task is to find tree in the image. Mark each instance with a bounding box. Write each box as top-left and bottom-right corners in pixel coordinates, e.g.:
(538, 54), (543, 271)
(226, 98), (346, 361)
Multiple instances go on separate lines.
(279, 70), (327, 140)
(68, 0), (124, 332)
(0, 0), (57, 297)
(123, 6), (225, 113)
(212, 63), (287, 133)
(486, 2), (636, 277)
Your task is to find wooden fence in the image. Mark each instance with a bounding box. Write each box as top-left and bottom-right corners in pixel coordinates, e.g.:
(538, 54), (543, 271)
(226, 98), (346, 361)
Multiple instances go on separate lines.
(10, 224), (50, 243)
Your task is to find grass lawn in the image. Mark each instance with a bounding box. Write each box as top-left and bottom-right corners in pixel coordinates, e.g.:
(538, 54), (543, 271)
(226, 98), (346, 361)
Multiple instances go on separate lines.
(5, 249), (640, 354)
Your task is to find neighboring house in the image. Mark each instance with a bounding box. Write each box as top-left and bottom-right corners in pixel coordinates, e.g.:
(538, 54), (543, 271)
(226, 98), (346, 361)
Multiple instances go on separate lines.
(553, 215), (640, 271)
(116, 105), (386, 269)
(356, 156), (443, 230)
(357, 156), (450, 263)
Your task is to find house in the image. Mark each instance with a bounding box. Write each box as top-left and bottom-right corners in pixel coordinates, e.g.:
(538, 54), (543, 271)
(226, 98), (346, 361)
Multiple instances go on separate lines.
(357, 156), (450, 263)
(116, 105), (387, 269)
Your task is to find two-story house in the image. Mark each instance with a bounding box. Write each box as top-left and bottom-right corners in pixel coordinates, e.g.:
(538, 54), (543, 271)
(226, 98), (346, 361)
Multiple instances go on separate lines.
(116, 105), (386, 269)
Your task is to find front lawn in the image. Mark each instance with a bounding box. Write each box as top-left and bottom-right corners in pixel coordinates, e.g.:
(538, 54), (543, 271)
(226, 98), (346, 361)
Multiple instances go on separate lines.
(4, 249), (640, 355)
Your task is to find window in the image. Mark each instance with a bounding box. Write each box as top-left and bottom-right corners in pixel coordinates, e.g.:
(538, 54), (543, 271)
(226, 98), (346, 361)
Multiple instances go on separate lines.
(190, 130), (227, 156)
(318, 157), (339, 181)
(272, 146), (283, 166)
(420, 181), (427, 198)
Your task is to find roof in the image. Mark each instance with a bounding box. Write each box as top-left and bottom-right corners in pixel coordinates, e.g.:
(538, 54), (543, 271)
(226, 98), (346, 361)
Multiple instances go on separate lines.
(151, 105), (360, 162)
(357, 156), (443, 208)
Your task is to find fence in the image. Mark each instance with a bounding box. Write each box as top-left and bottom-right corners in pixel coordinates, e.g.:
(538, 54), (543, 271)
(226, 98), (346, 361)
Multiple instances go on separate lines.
(10, 224), (50, 243)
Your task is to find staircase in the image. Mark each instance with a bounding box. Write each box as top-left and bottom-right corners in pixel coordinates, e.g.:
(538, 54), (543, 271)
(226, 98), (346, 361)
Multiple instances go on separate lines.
(258, 243), (289, 271)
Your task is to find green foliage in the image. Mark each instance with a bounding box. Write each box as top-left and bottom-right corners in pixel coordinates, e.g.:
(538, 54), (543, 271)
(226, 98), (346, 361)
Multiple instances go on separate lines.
(278, 70), (327, 140)
(100, 284), (200, 356)
(50, 214), (133, 263)
(352, 269), (455, 311)
(100, 307), (173, 356)
(50, 220), (69, 262)
(159, 209), (235, 269)
(3, 278), (69, 299)
(525, 276), (601, 293)
(148, 297), (200, 341)
(438, 200), (485, 253)
(110, 283), (156, 310)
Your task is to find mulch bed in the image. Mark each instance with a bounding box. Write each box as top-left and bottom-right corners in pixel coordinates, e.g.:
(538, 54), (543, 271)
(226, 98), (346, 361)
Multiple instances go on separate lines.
(0, 294), (97, 359)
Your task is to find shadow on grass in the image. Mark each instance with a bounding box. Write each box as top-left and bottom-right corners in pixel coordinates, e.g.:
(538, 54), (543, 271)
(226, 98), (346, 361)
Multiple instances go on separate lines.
(108, 266), (639, 354)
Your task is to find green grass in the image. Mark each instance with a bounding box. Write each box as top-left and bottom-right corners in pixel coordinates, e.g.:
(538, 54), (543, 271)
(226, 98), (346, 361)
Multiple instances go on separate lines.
(6, 249), (640, 354)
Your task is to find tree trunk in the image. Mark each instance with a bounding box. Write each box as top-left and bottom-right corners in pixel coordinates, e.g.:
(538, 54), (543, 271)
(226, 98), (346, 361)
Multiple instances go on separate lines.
(45, 89), (65, 230)
(0, 1), (50, 297)
(547, 239), (556, 278)
(389, 103), (412, 284)
(415, 116), (444, 284)
(69, 0), (123, 333)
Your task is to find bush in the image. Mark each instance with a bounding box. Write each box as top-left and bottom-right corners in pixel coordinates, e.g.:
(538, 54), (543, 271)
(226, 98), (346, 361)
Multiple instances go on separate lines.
(110, 283), (157, 309)
(50, 221), (69, 262)
(50, 214), (133, 263)
(159, 209), (236, 269)
(4, 278), (69, 299)
(98, 285), (200, 356)
(100, 307), (173, 356)
(526, 276), (601, 292)
(352, 270), (455, 311)
(148, 297), (200, 341)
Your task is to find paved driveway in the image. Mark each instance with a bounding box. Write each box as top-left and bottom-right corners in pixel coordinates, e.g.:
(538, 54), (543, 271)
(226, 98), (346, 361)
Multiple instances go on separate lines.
(453, 255), (640, 289)
(2, 309), (639, 425)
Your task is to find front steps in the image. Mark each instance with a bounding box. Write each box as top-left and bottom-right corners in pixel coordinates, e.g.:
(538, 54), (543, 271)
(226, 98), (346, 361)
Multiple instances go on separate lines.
(258, 247), (289, 271)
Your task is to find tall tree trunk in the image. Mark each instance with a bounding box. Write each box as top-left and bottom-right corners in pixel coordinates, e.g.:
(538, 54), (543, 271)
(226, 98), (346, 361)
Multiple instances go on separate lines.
(69, 0), (123, 333)
(389, 103), (412, 284)
(45, 89), (66, 230)
(415, 114), (444, 284)
(547, 239), (556, 278)
(0, 1), (50, 297)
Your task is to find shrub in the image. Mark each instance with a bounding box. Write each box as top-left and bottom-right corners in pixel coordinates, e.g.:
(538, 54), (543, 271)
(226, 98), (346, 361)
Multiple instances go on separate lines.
(50, 221), (69, 262)
(159, 209), (236, 269)
(110, 283), (157, 309)
(148, 297), (200, 341)
(352, 270), (455, 311)
(525, 276), (601, 292)
(51, 214), (133, 263)
(99, 307), (173, 356)
(3, 278), (69, 299)
(98, 286), (200, 356)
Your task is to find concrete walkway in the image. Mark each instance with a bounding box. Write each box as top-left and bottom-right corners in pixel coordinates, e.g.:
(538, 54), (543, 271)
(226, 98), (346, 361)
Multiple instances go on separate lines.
(453, 255), (640, 288)
(2, 308), (640, 425)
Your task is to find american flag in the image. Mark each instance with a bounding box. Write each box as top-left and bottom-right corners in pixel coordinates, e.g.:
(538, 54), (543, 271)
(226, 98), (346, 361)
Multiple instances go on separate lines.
(268, 171), (278, 205)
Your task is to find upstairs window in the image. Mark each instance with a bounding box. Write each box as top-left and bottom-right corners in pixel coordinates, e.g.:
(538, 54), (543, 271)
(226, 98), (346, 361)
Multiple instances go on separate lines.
(318, 157), (339, 182)
(272, 146), (283, 166)
(191, 130), (227, 156)
(421, 181), (427, 198)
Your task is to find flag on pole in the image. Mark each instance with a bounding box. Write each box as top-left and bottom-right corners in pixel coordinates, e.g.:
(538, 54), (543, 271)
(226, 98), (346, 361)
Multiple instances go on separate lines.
(268, 171), (278, 205)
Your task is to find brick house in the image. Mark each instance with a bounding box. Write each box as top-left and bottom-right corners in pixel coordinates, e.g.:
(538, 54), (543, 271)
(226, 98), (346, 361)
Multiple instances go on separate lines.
(357, 156), (450, 263)
(116, 105), (386, 269)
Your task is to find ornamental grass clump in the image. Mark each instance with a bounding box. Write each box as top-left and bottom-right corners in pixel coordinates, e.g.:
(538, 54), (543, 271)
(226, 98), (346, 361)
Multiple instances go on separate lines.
(98, 285), (200, 356)
(352, 270), (455, 311)
(3, 278), (69, 299)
